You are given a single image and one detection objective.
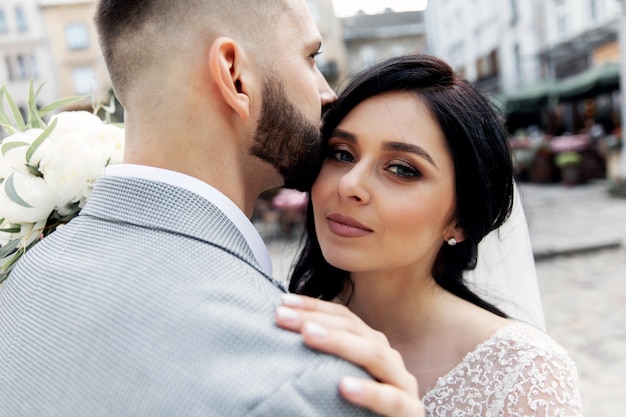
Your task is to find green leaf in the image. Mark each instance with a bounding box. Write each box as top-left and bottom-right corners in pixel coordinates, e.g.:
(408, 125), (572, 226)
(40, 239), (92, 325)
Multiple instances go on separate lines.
(0, 238), (21, 259)
(0, 251), (22, 283)
(38, 95), (87, 118)
(0, 140), (29, 156)
(0, 225), (21, 233)
(1, 85), (26, 132)
(4, 173), (33, 208)
(0, 237), (38, 282)
(25, 164), (43, 178)
(35, 82), (45, 99)
(26, 81), (45, 129)
(0, 263), (14, 282)
(25, 117), (57, 164)
(0, 88), (19, 135)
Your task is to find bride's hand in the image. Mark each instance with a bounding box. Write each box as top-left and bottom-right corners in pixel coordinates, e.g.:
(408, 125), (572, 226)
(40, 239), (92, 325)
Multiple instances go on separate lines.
(275, 293), (424, 417)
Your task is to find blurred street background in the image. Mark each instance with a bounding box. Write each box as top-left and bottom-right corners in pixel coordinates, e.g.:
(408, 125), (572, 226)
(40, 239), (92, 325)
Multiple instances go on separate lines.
(3, 0), (626, 415)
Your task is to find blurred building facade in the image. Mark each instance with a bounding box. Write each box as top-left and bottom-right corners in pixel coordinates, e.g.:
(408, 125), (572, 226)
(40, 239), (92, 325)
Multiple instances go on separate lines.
(307, 1), (426, 87)
(0, 0), (110, 134)
(0, 0), (57, 116)
(425, 0), (623, 133)
(341, 9), (426, 76)
(39, 0), (111, 111)
(541, 0), (622, 78)
(425, 0), (546, 94)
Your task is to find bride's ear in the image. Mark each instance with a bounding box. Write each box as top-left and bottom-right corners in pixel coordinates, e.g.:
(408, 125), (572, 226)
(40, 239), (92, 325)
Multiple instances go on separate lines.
(445, 222), (466, 245)
(208, 37), (253, 121)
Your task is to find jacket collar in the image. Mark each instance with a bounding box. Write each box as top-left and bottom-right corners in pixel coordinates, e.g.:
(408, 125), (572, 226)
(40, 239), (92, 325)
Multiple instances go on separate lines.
(79, 176), (285, 290)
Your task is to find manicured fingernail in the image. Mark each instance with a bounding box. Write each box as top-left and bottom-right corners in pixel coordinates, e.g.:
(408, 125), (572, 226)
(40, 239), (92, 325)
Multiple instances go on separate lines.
(341, 377), (364, 394)
(282, 293), (304, 307)
(276, 306), (299, 321)
(303, 322), (328, 338)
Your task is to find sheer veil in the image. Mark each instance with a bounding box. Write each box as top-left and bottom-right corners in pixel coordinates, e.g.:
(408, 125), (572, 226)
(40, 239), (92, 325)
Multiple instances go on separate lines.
(465, 183), (546, 330)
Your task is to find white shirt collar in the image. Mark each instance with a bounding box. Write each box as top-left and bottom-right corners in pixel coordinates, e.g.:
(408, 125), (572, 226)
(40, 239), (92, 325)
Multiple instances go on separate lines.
(104, 164), (273, 276)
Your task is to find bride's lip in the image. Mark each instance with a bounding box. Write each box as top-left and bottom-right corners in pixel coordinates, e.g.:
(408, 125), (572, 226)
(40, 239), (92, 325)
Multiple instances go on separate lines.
(326, 213), (373, 237)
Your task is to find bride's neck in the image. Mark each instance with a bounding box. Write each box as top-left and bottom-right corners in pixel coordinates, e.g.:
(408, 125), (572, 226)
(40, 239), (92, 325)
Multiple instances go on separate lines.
(343, 271), (446, 341)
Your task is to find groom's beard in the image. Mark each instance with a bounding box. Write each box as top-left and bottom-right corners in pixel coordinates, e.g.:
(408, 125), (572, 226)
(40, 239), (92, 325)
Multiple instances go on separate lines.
(250, 75), (322, 191)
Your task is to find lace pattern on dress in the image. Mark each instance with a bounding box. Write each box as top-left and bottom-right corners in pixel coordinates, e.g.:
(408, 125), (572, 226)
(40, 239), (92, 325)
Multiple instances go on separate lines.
(422, 322), (583, 417)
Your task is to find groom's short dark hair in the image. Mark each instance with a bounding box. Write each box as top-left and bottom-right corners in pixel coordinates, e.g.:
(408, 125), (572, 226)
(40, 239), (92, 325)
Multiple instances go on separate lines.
(94, 0), (285, 103)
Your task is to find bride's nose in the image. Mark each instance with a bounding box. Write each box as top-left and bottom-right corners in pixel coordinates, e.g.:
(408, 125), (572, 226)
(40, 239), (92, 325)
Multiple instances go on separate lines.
(336, 164), (370, 204)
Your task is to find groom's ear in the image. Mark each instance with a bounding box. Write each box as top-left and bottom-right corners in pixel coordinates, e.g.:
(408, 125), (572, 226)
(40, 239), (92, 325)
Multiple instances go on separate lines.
(208, 37), (253, 121)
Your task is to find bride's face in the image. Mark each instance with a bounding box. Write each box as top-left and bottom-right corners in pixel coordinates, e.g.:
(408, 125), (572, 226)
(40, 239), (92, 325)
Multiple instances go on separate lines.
(311, 91), (463, 277)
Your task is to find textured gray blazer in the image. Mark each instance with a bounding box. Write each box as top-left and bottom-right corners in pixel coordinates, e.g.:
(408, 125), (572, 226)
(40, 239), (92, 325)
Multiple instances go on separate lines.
(0, 176), (377, 417)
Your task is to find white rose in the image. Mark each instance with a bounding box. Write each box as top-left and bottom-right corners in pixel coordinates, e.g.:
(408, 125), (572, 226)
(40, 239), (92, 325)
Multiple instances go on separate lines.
(98, 124), (125, 165)
(48, 111), (104, 140)
(0, 171), (55, 224)
(0, 129), (47, 178)
(39, 131), (109, 214)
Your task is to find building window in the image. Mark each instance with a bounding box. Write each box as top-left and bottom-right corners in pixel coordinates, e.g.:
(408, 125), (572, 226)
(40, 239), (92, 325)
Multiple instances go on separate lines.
(72, 66), (98, 95)
(65, 23), (90, 50)
(0, 9), (8, 34)
(16, 55), (27, 79)
(514, 44), (522, 86)
(510, 0), (518, 25)
(557, 12), (567, 38)
(5, 53), (37, 81)
(5, 56), (14, 80)
(30, 53), (39, 79)
(15, 6), (27, 32)
(476, 50), (499, 80)
(590, 0), (598, 20)
(555, 0), (568, 39)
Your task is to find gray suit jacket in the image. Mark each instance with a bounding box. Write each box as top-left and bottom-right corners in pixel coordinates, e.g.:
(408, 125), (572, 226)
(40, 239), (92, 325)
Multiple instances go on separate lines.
(0, 176), (377, 417)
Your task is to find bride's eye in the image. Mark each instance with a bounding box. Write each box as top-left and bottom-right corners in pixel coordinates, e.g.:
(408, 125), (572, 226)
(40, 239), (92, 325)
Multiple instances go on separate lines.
(386, 162), (422, 179)
(327, 146), (355, 163)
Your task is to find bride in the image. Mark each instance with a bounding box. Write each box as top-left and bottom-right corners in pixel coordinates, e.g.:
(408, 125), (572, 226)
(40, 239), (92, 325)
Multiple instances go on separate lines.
(276, 54), (582, 416)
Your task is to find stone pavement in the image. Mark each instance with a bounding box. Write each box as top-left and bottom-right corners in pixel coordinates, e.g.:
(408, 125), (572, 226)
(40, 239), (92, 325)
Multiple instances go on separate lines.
(536, 246), (625, 416)
(518, 180), (626, 417)
(265, 179), (626, 416)
(519, 180), (626, 259)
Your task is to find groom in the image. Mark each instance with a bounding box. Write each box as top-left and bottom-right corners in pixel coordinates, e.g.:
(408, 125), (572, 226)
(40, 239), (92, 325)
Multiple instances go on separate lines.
(0, 1), (378, 416)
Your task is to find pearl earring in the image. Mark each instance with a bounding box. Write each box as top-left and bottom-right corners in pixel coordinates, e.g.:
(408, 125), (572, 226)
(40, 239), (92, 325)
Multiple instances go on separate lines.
(447, 237), (457, 246)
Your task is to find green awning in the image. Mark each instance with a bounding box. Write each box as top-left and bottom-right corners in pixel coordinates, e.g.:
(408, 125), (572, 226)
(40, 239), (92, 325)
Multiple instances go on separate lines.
(557, 62), (620, 99)
(501, 62), (621, 113)
(500, 80), (560, 113)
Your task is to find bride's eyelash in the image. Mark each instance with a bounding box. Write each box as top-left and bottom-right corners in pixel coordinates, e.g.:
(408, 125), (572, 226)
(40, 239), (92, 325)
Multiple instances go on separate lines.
(385, 161), (422, 179)
(326, 146), (354, 162)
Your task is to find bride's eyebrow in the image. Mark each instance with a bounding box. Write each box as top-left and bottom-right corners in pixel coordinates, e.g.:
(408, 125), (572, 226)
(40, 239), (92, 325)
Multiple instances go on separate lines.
(329, 128), (357, 143)
(382, 141), (437, 168)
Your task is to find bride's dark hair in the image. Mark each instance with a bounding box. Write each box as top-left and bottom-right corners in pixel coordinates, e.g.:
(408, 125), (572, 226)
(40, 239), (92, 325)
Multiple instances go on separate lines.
(289, 54), (514, 317)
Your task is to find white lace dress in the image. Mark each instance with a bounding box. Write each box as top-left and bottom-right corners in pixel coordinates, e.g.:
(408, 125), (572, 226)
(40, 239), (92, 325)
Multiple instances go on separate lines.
(422, 322), (583, 417)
